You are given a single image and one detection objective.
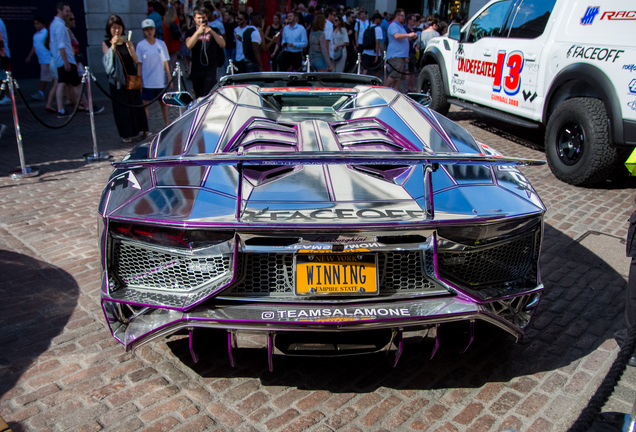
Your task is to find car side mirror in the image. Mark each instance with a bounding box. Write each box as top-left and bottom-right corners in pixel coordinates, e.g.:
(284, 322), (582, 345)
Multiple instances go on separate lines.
(407, 93), (432, 107)
(449, 23), (461, 41)
(162, 91), (194, 107)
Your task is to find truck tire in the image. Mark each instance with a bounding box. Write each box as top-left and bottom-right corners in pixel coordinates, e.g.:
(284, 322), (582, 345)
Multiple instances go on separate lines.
(545, 97), (619, 186)
(417, 64), (450, 115)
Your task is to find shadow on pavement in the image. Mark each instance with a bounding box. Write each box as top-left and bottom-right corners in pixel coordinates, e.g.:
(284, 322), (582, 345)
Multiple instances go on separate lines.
(165, 224), (626, 392)
(0, 250), (79, 399)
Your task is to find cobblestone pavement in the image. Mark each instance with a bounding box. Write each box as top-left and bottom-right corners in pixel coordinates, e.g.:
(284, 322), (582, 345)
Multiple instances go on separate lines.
(1, 80), (636, 431)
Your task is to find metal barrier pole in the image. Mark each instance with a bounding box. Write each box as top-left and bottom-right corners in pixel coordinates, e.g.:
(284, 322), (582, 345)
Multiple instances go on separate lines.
(383, 51), (387, 83)
(305, 55), (310, 72)
(3, 72), (39, 179)
(226, 60), (237, 76)
(175, 61), (184, 117)
(357, 53), (362, 75)
(83, 67), (110, 162)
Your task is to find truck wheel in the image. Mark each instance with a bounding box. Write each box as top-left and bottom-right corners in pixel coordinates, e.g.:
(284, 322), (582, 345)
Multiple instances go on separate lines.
(545, 97), (619, 186)
(418, 64), (450, 115)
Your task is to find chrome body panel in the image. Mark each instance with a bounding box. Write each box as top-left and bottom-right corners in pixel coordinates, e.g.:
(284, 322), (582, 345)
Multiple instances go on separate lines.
(98, 73), (546, 364)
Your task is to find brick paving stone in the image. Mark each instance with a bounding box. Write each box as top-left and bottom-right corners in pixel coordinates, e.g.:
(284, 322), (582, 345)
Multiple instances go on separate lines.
(2, 89), (636, 432)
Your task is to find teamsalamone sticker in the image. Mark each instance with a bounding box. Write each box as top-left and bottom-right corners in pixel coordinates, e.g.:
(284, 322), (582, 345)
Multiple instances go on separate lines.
(261, 307), (411, 320)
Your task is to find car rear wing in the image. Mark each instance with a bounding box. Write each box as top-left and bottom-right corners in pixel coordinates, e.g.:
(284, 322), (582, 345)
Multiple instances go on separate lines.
(112, 151), (545, 169)
(110, 152), (544, 223)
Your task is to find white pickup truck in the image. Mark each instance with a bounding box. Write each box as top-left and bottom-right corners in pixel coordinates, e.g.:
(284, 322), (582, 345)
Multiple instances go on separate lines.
(418, 0), (636, 185)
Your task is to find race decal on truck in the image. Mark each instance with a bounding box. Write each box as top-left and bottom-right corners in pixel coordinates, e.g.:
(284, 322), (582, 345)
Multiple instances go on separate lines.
(493, 50), (524, 96)
(456, 50), (525, 96)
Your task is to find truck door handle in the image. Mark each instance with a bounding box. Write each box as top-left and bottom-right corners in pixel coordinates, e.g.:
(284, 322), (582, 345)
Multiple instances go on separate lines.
(483, 50), (492, 57)
(526, 54), (537, 62)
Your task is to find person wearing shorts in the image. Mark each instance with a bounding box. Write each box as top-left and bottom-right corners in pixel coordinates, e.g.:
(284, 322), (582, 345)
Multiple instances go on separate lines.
(361, 13), (383, 77)
(50, 2), (102, 117)
(137, 19), (171, 127)
(25, 17), (53, 104)
(385, 8), (417, 91)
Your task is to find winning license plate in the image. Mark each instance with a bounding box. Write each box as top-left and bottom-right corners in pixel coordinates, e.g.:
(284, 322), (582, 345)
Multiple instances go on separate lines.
(295, 254), (378, 295)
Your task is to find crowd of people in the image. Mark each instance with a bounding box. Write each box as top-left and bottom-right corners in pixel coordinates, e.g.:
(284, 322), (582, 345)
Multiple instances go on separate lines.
(146, 0), (453, 94)
(0, 1), (456, 142)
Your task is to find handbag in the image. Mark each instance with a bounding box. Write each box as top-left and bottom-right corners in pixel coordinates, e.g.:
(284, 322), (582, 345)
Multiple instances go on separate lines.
(115, 48), (142, 90)
(126, 75), (142, 90)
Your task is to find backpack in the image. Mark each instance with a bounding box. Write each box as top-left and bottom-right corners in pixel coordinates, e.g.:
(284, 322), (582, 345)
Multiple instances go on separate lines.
(242, 27), (258, 63)
(362, 25), (377, 51)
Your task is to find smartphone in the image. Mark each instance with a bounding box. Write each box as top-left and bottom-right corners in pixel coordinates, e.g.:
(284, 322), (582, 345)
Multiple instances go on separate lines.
(127, 30), (132, 40)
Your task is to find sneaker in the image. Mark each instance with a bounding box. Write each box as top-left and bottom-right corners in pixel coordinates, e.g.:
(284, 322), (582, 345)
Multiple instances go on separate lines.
(0, 96), (11, 105)
(92, 105), (105, 114)
(57, 109), (72, 118)
(30, 92), (45, 101)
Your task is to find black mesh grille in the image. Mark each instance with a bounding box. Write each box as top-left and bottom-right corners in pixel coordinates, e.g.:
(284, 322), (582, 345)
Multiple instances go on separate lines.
(227, 251), (436, 296)
(113, 241), (231, 291)
(438, 233), (535, 287)
(230, 253), (294, 294)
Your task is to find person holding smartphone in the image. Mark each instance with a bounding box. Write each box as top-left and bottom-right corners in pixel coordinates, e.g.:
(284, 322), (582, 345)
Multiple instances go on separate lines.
(185, 6), (225, 98)
(102, 14), (148, 142)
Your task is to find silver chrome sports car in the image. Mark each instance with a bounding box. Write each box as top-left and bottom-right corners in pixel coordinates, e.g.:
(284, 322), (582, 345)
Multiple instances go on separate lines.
(98, 73), (545, 368)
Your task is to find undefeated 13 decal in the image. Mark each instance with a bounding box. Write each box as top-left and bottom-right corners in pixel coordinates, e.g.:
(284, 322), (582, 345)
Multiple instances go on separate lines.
(493, 50), (524, 96)
(456, 50), (525, 97)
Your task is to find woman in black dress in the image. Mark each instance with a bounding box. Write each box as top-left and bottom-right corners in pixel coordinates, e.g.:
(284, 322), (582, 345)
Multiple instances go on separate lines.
(102, 15), (148, 143)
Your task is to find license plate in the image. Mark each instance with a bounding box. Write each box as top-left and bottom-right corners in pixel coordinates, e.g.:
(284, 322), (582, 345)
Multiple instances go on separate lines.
(295, 254), (378, 295)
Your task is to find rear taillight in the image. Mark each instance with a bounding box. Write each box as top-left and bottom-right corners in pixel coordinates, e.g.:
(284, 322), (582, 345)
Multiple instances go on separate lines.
(110, 222), (233, 249)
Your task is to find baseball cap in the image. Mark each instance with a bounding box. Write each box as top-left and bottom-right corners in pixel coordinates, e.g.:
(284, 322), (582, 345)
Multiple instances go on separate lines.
(141, 19), (155, 28)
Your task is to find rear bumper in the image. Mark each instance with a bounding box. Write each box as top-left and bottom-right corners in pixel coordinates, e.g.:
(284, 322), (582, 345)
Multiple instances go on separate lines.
(103, 288), (542, 354)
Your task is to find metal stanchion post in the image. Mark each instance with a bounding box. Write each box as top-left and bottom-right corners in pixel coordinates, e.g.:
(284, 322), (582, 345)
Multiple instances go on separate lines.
(357, 53), (362, 75)
(305, 55), (310, 72)
(226, 59), (237, 76)
(383, 51), (387, 83)
(175, 61), (184, 117)
(3, 72), (39, 179)
(83, 67), (110, 162)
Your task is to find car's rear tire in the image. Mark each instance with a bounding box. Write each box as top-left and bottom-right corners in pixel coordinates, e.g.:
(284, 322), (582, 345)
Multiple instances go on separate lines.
(544, 97), (619, 186)
(418, 64), (450, 115)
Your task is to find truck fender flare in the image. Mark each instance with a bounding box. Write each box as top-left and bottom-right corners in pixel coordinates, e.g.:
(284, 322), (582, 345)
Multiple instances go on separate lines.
(543, 63), (624, 145)
(422, 47), (451, 96)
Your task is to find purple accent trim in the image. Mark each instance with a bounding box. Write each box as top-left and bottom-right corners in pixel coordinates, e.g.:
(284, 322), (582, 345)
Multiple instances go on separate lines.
(223, 116), (284, 153)
(431, 324), (440, 360)
(236, 168), (243, 222)
(346, 117), (424, 152)
(393, 329), (403, 367)
(200, 166), (211, 188)
(268, 332), (274, 372)
(227, 331), (235, 367)
(189, 330), (199, 363)
(461, 319), (475, 354)
(185, 312), (475, 327)
(427, 166), (434, 219)
(104, 213), (538, 230)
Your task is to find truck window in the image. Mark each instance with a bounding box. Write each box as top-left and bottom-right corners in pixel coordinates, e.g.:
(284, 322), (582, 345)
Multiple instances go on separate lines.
(506, 0), (556, 39)
(467, 0), (513, 43)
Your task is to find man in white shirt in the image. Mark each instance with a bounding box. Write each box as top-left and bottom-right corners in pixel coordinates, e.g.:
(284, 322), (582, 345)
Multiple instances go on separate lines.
(136, 19), (171, 126)
(51, 1), (95, 117)
(354, 9), (369, 53)
(234, 11), (262, 73)
(279, 11), (307, 72)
